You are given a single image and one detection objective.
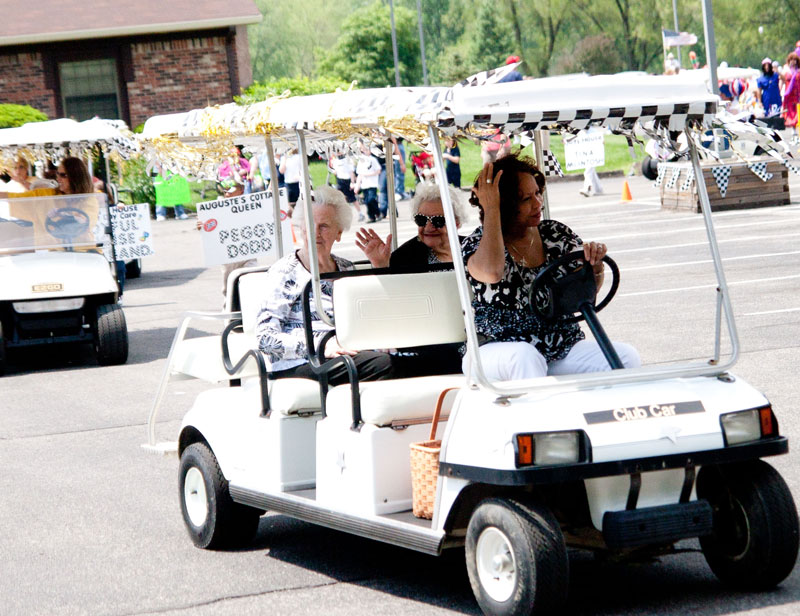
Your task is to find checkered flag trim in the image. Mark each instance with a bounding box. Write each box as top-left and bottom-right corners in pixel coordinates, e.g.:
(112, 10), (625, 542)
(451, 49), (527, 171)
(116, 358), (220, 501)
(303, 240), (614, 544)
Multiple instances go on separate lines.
(747, 161), (773, 182)
(654, 163), (667, 187)
(542, 150), (564, 177)
(665, 166), (681, 189)
(711, 165), (731, 198)
(784, 159), (800, 176)
(680, 167), (695, 191)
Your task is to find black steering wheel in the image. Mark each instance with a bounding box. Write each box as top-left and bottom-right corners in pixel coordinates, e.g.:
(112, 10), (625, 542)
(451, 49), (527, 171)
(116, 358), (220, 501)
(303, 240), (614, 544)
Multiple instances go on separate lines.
(529, 251), (620, 324)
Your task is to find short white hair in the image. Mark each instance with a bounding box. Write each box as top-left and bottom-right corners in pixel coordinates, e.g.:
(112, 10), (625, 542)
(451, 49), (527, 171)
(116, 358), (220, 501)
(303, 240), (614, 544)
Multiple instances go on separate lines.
(292, 185), (353, 232)
(410, 181), (467, 225)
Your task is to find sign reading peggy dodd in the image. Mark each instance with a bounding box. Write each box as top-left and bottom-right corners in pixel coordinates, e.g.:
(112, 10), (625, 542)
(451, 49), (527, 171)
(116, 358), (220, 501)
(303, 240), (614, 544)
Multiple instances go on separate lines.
(197, 188), (293, 266)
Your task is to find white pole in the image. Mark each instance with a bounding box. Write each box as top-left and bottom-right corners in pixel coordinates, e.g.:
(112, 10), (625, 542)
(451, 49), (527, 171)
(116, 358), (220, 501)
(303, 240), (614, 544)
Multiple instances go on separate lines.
(672, 0), (682, 67)
(701, 0), (719, 95)
(264, 136), (284, 258)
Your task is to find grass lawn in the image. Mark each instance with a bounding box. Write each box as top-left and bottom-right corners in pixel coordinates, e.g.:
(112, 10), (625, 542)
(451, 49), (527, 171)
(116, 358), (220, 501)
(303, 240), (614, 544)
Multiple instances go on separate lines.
(307, 134), (636, 192)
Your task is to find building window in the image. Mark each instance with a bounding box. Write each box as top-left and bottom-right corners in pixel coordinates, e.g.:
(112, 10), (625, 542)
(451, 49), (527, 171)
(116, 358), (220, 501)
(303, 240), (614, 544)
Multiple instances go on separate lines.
(59, 58), (120, 120)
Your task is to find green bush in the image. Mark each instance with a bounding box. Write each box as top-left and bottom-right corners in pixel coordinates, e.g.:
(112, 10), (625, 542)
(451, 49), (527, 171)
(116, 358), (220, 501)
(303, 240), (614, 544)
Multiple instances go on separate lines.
(0, 103), (47, 128)
(119, 156), (156, 207)
(236, 75), (353, 105)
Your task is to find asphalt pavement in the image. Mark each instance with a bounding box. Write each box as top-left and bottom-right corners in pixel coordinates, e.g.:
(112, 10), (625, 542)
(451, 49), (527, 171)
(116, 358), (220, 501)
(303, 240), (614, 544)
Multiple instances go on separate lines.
(2, 173), (800, 615)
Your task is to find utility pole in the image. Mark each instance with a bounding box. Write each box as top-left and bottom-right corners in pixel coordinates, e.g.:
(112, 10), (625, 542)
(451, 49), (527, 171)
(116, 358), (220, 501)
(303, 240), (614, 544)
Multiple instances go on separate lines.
(701, 0), (719, 95)
(672, 0), (681, 66)
(389, 0), (402, 87)
(416, 0), (429, 86)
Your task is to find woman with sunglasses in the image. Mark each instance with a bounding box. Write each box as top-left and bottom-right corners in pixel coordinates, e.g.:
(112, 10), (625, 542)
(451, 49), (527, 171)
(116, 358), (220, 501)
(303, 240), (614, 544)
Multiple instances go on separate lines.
(465, 152), (640, 381)
(355, 181), (467, 272)
(355, 182), (468, 377)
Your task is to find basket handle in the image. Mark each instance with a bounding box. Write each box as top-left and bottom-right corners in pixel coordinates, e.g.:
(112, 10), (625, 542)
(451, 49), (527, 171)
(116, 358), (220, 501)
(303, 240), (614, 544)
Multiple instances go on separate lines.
(429, 387), (459, 441)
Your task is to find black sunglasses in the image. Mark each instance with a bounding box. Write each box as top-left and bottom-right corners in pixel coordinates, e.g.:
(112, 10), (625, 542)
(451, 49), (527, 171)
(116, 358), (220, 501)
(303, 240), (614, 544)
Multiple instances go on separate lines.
(414, 214), (446, 229)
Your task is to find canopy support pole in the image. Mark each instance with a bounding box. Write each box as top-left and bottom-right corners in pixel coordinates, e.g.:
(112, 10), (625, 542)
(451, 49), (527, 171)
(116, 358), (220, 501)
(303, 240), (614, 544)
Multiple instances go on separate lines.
(384, 138), (399, 250)
(264, 136), (284, 258)
(296, 128), (333, 326)
(533, 131), (551, 220)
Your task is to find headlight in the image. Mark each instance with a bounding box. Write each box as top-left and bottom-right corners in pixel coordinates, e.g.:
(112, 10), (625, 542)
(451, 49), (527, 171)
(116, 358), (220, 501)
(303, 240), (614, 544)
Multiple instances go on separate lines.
(721, 405), (776, 446)
(514, 431), (588, 467)
(13, 298), (85, 313)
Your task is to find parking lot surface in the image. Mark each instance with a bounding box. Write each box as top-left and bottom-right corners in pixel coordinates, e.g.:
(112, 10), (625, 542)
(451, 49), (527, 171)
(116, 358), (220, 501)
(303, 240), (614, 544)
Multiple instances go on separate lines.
(2, 174), (800, 615)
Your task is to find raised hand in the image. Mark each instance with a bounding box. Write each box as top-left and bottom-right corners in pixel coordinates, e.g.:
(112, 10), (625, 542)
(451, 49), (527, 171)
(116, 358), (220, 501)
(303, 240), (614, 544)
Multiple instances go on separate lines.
(355, 227), (392, 268)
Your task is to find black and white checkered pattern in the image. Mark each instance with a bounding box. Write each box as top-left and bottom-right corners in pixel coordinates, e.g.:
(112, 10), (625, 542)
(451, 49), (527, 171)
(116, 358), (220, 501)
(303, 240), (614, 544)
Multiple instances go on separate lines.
(654, 163), (667, 187)
(747, 161), (773, 182)
(665, 166), (681, 189)
(542, 150), (564, 177)
(710, 165), (732, 198)
(784, 159), (800, 176)
(451, 102), (717, 135)
(680, 167), (695, 191)
(454, 63), (522, 89)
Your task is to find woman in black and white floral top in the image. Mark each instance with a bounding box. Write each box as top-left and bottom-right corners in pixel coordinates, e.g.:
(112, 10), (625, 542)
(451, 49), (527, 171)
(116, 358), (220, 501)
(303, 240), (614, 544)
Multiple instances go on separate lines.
(255, 186), (394, 384)
(463, 152), (640, 381)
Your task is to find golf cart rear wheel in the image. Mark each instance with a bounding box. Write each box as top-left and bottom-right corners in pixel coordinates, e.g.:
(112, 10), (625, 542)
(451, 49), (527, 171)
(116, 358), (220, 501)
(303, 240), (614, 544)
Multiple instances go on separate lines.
(641, 155), (659, 180)
(94, 303), (128, 365)
(179, 442), (261, 549)
(697, 460), (799, 590)
(466, 498), (568, 616)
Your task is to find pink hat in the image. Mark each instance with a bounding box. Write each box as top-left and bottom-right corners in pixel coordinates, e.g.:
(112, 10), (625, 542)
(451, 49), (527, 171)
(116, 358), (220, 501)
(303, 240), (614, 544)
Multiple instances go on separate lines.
(762, 57), (772, 65)
(505, 55), (521, 65)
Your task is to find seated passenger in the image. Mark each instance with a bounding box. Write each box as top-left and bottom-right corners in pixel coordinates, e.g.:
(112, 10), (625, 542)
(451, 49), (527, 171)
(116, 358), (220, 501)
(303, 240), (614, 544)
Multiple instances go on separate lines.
(464, 153), (640, 381)
(355, 182), (468, 377)
(256, 186), (395, 385)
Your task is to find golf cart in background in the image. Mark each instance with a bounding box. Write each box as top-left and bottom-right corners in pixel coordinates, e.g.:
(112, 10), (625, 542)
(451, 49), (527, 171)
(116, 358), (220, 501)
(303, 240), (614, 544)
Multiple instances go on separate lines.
(0, 193), (127, 374)
(144, 74), (798, 616)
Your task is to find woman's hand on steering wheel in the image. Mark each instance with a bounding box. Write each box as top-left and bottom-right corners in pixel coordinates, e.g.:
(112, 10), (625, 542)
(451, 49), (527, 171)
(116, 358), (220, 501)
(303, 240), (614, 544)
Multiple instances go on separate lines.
(582, 241), (607, 267)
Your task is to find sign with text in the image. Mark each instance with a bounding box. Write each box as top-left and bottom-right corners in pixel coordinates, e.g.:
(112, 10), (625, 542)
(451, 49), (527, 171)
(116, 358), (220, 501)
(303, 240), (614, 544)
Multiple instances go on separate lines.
(110, 203), (154, 260)
(196, 188), (293, 266)
(563, 130), (606, 171)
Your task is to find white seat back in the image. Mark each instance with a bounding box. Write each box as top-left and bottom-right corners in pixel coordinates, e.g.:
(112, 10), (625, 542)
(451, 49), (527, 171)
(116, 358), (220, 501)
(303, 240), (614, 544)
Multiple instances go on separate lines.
(238, 271), (272, 335)
(333, 271), (465, 351)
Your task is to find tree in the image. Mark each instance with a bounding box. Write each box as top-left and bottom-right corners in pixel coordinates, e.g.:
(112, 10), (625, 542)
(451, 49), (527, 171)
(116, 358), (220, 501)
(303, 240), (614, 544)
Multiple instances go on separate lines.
(236, 76), (354, 105)
(553, 34), (624, 75)
(320, 2), (422, 88)
(469, 0), (514, 71)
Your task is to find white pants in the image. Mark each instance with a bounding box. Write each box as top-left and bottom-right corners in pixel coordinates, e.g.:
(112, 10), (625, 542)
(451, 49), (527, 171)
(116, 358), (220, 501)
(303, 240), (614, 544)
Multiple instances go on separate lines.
(464, 339), (641, 382)
(582, 167), (603, 194)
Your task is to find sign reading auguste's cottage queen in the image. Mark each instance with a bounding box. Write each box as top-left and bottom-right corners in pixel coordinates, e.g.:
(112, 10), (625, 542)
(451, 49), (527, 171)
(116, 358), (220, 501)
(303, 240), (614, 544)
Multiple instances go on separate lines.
(196, 188), (293, 266)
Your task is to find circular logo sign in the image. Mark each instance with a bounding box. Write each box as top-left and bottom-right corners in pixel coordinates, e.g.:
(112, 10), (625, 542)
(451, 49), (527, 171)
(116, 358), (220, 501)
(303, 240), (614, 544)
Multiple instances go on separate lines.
(203, 219), (218, 232)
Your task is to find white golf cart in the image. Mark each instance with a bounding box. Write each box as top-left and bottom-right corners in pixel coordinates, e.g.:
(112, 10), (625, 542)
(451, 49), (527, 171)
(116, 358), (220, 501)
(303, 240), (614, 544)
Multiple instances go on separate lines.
(0, 193), (127, 373)
(145, 74), (798, 615)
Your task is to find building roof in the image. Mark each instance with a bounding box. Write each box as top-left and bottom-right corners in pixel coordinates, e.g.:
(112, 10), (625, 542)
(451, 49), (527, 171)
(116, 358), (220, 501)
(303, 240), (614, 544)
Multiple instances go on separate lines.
(0, 0), (262, 47)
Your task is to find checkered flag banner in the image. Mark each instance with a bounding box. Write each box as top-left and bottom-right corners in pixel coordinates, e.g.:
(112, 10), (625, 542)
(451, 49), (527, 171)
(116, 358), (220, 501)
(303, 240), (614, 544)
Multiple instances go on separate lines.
(665, 166), (681, 189)
(654, 163), (667, 187)
(453, 62), (522, 89)
(680, 166), (694, 191)
(542, 150), (564, 177)
(711, 165), (731, 197)
(784, 159), (800, 176)
(747, 161), (773, 182)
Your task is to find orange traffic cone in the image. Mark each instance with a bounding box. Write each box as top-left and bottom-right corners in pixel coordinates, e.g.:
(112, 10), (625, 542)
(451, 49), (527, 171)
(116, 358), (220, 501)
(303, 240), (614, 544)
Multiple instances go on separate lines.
(621, 180), (633, 202)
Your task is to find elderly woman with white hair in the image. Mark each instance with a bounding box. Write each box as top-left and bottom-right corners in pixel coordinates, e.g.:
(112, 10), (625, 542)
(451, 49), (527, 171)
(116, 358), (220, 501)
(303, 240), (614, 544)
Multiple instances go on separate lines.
(355, 181), (468, 272)
(256, 185), (394, 384)
(355, 181), (468, 377)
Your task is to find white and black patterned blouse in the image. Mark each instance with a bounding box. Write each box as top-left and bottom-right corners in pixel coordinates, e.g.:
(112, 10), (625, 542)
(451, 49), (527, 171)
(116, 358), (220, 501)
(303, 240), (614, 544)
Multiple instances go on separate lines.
(255, 251), (353, 372)
(462, 219), (585, 362)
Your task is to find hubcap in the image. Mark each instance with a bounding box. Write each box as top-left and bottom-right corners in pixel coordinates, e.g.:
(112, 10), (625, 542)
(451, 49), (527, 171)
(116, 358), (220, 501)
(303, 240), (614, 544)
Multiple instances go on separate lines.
(476, 526), (517, 602)
(184, 467), (208, 527)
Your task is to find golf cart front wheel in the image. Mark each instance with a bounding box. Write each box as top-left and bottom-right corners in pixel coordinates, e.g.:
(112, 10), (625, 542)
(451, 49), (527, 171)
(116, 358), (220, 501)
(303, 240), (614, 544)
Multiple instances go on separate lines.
(465, 498), (568, 616)
(94, 303), (128, 365)
(179, 442), (261, 549)
(126, 259), (142, 279)
(697, 460), (799, 590)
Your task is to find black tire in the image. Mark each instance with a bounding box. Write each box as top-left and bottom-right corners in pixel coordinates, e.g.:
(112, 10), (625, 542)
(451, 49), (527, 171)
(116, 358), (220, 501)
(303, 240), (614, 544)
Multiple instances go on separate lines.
(125, 259), (142, 279)
(0, 331), (6, 377)
(179, 442), (261, 549)
(698, 460), (799, 590)
(465, 498), (568, 616)
(94, 303), (128, 365)
(641, 155), (659, 181)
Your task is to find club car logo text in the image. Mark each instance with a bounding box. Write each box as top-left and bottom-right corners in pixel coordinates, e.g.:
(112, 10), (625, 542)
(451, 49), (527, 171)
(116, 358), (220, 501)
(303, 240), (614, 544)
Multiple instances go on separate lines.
(584, 401), (705, 425)
(32, 283), (63, 292)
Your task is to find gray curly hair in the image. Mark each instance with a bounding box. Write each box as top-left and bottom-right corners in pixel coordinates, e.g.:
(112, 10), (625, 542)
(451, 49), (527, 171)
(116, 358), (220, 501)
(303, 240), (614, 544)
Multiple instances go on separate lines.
(292, 185), (353, 232)
(410, 182), (467, 225)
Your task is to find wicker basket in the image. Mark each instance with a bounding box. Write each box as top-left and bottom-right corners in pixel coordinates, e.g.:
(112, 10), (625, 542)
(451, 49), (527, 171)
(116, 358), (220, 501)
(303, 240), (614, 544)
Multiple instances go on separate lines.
(410, 388), (458, 519)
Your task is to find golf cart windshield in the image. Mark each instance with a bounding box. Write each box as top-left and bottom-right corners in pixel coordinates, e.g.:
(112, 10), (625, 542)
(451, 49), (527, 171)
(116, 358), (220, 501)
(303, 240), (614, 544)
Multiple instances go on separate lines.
(0, 193), (109, 255)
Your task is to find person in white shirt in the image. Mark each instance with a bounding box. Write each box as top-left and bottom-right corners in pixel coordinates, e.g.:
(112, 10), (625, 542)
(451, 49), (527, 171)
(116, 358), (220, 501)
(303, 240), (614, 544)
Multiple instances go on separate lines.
(354, 144), (382, 222)
(279, 149), (303, 211)
(329, 153), (362, 221)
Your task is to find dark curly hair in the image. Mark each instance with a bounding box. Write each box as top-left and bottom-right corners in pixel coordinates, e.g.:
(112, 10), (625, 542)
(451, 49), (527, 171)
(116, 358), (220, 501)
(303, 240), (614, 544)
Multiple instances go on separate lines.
(470, 151), (545, 236)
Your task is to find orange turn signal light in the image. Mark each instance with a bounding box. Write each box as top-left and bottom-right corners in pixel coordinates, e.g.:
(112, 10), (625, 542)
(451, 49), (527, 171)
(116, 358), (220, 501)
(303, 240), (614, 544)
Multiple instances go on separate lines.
(759, 406), (775, 437)
(516, 434), (533, 466)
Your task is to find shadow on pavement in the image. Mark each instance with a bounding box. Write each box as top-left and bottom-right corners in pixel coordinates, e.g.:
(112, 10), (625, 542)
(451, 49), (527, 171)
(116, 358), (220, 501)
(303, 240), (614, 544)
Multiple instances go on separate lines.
(124, 267), (208, 290)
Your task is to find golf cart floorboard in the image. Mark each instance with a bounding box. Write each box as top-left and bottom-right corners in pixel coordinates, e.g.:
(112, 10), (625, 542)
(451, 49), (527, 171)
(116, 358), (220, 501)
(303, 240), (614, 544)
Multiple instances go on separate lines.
(230, 485), (445, 554)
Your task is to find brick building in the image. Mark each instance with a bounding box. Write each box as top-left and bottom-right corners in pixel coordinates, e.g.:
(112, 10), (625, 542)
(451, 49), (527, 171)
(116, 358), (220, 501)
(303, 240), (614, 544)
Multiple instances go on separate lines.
(0, 1), (261, 128)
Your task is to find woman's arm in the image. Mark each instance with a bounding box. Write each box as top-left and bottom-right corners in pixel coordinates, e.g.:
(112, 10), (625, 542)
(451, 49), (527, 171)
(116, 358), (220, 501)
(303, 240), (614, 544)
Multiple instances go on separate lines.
(466, 164), (506, 283)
